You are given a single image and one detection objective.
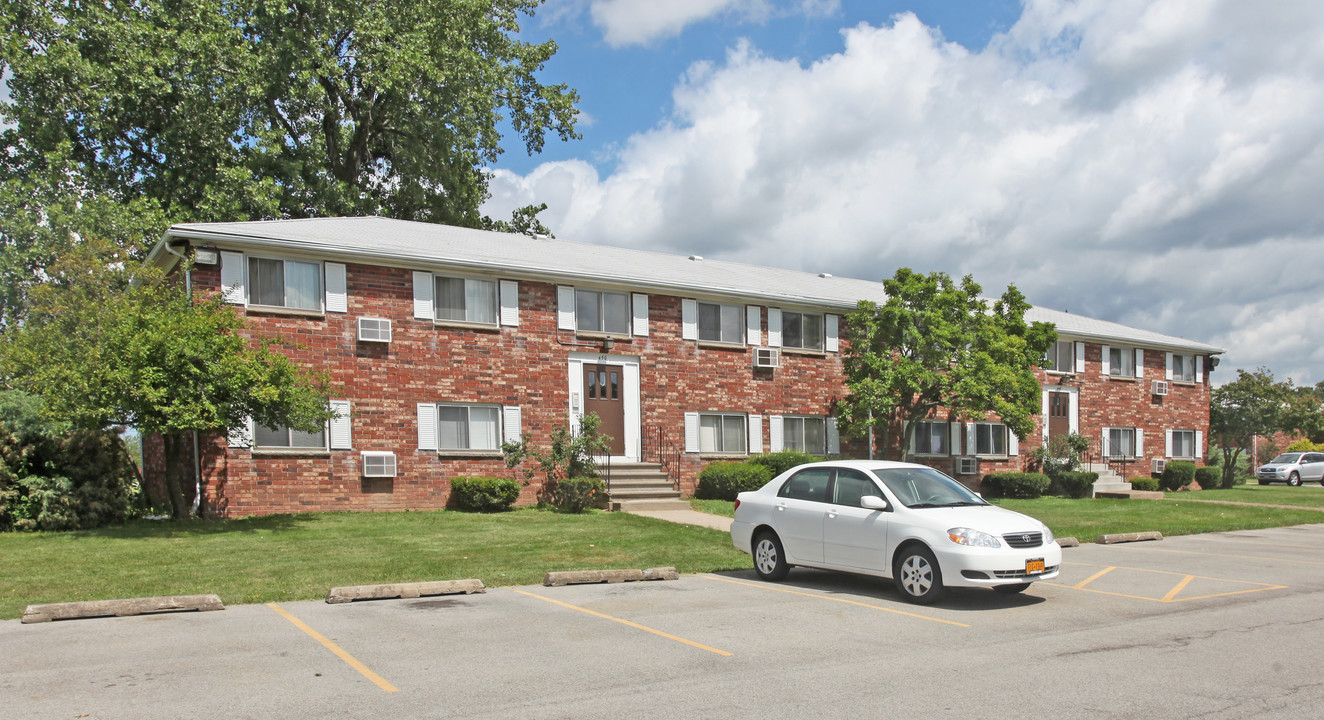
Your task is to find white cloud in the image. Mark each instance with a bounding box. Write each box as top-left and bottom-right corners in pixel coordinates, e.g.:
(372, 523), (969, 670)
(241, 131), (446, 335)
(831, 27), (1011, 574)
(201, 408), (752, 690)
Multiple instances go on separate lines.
(582, 0), (839, 47)
(487, 0), (1324, 384)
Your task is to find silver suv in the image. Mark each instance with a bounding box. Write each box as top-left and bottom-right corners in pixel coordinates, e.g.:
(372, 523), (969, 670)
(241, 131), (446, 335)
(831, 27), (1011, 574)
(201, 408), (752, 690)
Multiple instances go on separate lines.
(1257, 452), (1324, 486)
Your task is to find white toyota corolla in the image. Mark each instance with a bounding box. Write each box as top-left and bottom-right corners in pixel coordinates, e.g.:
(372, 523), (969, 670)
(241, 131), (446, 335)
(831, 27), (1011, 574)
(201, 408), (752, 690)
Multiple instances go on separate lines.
(730, 460), (1061, 604)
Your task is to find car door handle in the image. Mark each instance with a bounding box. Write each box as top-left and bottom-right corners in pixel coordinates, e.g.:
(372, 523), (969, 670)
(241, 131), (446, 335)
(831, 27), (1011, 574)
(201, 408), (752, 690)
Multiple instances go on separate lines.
(776, 504), (786, 511)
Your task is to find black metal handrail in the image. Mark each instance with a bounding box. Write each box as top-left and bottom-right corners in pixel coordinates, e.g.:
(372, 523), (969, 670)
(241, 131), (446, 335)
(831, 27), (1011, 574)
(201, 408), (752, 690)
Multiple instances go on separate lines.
(641, 425), (682, 491)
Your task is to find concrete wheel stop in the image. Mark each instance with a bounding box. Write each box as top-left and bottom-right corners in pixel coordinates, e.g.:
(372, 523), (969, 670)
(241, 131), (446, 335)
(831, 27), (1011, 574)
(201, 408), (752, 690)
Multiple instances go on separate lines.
(1095, 531), (1163, 544)
(22, 594), (225, 624)
(542, 567), (680, 587)
(326, 579), (485, 604)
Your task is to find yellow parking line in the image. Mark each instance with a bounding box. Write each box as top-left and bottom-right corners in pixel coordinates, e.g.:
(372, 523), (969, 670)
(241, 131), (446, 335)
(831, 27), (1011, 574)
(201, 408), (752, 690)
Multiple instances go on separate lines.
(704, 575), (969, 628)
(1161, 575), (1196, 602)
(1045, 564), (1285, 603)
(510, 589), (733, 657)
(1073, 566), (1116, 589)
(1169, 585), (1286, 603)
(1039, 583), (1169, 603)
(266, 603), (398, 693)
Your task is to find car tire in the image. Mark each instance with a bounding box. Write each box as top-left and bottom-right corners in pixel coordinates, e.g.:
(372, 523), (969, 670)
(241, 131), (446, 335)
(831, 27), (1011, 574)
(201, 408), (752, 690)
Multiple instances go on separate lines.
(994, 583), (1031, 595)
(1289, 472), (1301, 487)
(1258, 479), (1269, 485)
(893, 545), (945, 605)
(752, 531), (790, 582)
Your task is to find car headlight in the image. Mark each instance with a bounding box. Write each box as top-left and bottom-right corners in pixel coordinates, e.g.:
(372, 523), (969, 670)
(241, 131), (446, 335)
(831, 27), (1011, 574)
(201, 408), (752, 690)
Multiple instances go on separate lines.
(948, 527), (1002, 548)
(1042, 524), (1055, 545)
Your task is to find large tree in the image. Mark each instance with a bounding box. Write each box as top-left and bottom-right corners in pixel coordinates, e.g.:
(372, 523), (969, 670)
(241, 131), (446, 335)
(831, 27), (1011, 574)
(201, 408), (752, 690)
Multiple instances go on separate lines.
(836, 269), (1057, 462)
(1209, 367), (1293, 488)
(1, 0), (578, 227)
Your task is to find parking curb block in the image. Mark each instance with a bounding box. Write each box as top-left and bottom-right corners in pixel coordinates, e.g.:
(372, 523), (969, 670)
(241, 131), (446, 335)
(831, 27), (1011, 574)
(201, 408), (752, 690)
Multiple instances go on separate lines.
(326, 579), (485, 604)
(1095, 531), (1163, 545)
(22, 594), (224, 624)
(1057, 537), (1080, 548)
(542, 567), (680, 587)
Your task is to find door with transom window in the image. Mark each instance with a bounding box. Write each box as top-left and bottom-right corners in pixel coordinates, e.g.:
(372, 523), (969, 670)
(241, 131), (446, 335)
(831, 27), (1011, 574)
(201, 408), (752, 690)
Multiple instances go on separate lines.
(583, 364), (626, 455)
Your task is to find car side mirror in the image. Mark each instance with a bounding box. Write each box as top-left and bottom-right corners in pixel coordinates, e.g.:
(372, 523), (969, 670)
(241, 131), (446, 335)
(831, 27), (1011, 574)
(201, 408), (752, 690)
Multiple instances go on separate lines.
(860, 495), (889, 511)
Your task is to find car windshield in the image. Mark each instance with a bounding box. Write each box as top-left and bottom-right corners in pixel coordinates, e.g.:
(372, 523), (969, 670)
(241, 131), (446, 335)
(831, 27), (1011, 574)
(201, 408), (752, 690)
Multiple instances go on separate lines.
(871, 466), (988, 508)
(1270, 453), (1303, 464)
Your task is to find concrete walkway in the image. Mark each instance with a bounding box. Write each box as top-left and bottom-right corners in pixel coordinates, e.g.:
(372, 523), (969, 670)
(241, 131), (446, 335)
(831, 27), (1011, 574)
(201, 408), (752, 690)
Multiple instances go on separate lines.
(624, 508), (733, 532)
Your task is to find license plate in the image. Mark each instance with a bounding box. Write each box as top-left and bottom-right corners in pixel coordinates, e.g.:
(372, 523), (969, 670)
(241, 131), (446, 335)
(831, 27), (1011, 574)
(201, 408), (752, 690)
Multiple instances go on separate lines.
(1025, 559), (1046, 575)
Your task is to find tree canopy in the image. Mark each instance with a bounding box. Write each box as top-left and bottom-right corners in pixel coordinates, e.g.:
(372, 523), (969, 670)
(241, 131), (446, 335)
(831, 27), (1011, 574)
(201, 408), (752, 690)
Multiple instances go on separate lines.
(836, 268), (1057, 461)
(1209, 367), (1293, 488)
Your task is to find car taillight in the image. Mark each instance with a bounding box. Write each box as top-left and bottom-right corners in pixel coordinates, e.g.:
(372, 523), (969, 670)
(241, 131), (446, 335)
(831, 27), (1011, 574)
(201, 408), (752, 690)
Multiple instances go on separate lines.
(733, 499), (741, 512)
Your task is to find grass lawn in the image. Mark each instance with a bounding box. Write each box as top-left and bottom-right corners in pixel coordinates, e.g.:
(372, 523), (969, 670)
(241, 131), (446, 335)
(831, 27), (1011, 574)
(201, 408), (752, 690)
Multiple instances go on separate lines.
(0, 509), (749, 620)
(688, 499), (736, 517)
(1182, 484), (1324, 508)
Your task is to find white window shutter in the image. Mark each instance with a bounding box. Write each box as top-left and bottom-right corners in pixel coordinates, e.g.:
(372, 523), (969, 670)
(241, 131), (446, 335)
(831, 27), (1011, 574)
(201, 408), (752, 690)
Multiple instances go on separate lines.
(1195, 431), (1203, 459)
(748, 414), (763, 454)
(826, 417), (840, 455)
(1101, 345), (1111, 375)
(1195, 356), (1204, 384)
(769, 415), (784, 452)
(1101, 428), (1110, 457)
(767, 309), (782, 347)
(324, 262), (348, 313)
(413, 271), (433, 320)
(681, 299), (698, 340)
(950, 423), (962, 455)
(220, 251), (246, 305)
(1165, 429), (1174, 458)
(557, 286), (576, 330)
(965, 422), (976, 455)
(1009, 431), (1019, 456)
(1135, 429), (1144, 458)
(825, 315), (839, 353)
(1166, 353), (1174, 380)
(1074, 342), (1086, 373)
(683, 412), (700, 453)
(417, 403), (437, 451)
(503, 406), (522, 445)
(227, 416), (253, 448)
(745, 306), (761, 346)
(632, 293), (649, 336)
(1135, 349), (1145, 378)
(500, 280), (520, 326)
(328, 400), (352, 449)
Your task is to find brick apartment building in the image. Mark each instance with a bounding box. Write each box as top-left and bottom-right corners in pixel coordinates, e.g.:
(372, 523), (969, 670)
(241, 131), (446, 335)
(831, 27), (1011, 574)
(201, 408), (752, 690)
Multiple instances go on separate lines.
(142, 217), (1222, 516)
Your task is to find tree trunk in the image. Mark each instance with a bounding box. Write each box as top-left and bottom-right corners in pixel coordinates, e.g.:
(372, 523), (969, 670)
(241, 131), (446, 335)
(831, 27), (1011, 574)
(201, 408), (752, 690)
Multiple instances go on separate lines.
(162, 432), (191, 520)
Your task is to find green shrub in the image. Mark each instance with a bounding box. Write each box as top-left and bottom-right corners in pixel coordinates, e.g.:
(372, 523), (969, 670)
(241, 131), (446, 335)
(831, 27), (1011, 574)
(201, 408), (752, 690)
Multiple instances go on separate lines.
(1194, 466), (1221, 490)
(746, 451), (824, 478)
(1051, 471), (1098, 499)
(1286, 439), (1323, 452)
(553, 477), (605, 513)
(982, 472), (1051, 499)
(450, 477), (521, 512)
(696, 462), (773, 501)
(1160, 461), (1197, 492)
(1129, 477), (1160, 492)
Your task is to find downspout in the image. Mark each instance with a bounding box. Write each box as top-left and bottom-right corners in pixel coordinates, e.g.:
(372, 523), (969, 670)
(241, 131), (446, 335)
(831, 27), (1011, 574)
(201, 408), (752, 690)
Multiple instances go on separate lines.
(162, 242), (204, 516)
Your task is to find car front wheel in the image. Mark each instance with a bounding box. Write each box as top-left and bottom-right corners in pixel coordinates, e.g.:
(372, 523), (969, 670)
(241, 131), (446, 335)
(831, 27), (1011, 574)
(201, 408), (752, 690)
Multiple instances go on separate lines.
(893, 545), (944, 604)
(752, 531), (790, 581)
(1289, 472), (1302, 487)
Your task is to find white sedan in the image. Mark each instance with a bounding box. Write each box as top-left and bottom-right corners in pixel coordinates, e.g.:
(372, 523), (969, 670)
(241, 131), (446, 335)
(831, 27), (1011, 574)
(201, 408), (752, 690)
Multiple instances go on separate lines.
(730, 460), (1061, 604)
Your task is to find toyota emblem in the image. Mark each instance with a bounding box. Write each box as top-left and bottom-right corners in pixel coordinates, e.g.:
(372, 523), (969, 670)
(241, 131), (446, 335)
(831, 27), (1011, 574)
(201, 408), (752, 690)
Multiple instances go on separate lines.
(1022, 534), (1032, 543)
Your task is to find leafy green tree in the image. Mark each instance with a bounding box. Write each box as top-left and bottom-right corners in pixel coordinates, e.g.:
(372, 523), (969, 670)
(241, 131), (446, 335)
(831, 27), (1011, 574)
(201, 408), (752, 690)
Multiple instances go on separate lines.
(0, 246), (333, 519)
(1, 0), (579, 227)
(836, 268), (1057, 461)
(1283, 382), (1324, 444)
(1209, 367), (1293, 488)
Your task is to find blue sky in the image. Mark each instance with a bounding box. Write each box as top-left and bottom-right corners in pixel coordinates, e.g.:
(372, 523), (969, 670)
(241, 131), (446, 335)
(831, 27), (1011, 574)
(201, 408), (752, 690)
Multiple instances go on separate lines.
(482, 0), (1324, 387)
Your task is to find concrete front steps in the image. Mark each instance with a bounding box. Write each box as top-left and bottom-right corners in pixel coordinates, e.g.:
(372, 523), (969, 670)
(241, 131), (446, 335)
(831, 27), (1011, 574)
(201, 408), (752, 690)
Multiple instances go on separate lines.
(605, 462), (690, 512)
(1084, 463), (1132, 497)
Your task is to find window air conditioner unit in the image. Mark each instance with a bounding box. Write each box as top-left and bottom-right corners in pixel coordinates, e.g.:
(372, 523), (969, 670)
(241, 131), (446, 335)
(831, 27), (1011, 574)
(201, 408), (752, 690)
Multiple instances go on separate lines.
(753, 347), (780, 368)
(957, 457), (979, 475)
(1151, 380), (1169, 396)
(362, 452), (397, 478)
(357, 317), (392, 343)
(1152, 458), (1167, 475)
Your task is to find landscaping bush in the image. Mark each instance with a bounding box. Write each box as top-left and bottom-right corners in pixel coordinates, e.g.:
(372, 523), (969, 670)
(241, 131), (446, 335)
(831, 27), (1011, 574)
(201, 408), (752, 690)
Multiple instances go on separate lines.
(1129, 477), (1160, 492)
(1160, 461), (1197, 492)
(1286, 439), (1323, 452)
(695, 462), (773, 501)
(450, 477), (521, 512)
(1051, 471), (1098, 499)
(553, 477), (605, 513)
(981, 472), (1051, 499)
(745, 451), (824, 478)
(1194, 466), (1221, 490)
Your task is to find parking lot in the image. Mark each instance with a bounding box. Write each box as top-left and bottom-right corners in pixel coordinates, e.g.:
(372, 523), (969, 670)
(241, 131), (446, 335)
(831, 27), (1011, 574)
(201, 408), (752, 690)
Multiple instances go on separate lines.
(6, 523), (1324, 719)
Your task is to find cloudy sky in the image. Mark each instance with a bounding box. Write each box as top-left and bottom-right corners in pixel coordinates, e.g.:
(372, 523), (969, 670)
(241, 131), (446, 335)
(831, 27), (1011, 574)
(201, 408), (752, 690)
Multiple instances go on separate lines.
(481, 0), (1324, 387)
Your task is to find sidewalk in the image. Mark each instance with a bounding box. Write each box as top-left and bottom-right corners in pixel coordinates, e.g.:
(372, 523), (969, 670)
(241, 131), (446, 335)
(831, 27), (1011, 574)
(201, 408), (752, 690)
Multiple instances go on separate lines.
(624, 508), (733, 532)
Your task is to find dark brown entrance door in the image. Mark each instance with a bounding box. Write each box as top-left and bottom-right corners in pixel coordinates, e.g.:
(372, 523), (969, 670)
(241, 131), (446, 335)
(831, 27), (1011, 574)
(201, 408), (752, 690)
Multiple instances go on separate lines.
(583, 364), (626, 455)
(1048, 391), (1070, 441)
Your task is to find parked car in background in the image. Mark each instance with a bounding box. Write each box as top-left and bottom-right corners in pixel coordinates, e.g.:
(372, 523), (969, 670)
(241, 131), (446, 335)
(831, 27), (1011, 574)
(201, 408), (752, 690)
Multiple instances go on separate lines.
(730, 460), (1061, 604)
(1257, 452), (1324, 486)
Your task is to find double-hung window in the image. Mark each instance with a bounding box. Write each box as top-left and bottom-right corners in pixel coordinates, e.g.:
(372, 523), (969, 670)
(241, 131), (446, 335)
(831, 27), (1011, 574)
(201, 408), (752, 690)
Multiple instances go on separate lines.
(435, 276), (498, 325)
(783, 416), (827, 454)
(1170, 429), (1195, 459)
(1109, 346), (1136, 377)
(911, 420), (949, 456)
(255, 423), (326, 449)
(975, 423), (1008, 456)
(698, 413), (747, 454)
(782, 311), (824, 351)
(575, 289), (630, 335)
(1044, 340), (1073, 373)
(1172, 354), (1195, 382)
(1106, 427), (1136, 459)
(438, 404), (502, 451)
(697, 302), (744, 344)
(248, 257), (322, 311)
